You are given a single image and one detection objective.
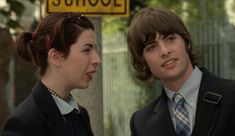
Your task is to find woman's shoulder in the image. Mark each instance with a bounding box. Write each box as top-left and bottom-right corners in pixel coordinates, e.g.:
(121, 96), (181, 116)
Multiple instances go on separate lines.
(3, 93), (48, 136)
(7, 92), (47, 124)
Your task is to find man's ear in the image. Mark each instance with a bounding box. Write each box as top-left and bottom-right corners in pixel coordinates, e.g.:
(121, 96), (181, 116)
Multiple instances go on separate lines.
(47, 48), (63, 68)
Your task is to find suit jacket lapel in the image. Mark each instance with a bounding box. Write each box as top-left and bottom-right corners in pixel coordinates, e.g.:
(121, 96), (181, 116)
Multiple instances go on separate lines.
(32, 81), (69, 136)
(152, 91), (178, 136)
(192, 68), (219, 136)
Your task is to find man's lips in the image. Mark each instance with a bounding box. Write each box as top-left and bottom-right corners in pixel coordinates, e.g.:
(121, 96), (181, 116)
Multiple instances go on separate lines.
(161, 59), (177, 68)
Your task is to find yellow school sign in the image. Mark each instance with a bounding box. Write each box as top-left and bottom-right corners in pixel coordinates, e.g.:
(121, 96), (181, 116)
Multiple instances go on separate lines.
(44, 0), (129, 17)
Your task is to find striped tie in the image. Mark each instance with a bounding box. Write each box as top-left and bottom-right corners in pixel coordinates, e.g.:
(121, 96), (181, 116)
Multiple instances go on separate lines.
(173, 93), (191, 136)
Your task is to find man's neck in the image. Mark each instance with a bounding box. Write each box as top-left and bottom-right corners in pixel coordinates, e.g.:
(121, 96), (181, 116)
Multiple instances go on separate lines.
(161, 65), (194, 92)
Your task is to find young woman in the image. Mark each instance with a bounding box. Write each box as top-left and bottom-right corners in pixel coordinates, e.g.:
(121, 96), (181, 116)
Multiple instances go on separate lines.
(3, 12), (101, 136)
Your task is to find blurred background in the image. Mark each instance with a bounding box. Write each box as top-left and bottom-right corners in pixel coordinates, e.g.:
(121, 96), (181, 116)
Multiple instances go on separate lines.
(0, 0), (235, 136)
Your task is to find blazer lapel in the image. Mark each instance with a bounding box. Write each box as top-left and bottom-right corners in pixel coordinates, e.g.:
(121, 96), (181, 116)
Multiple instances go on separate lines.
(32, 81), (70, 136)
(152, 91), (178, 136)
(192, 68), (219, 136)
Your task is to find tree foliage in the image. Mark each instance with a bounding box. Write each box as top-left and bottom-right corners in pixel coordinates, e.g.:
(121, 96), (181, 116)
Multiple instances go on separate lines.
(103, 0), (227, 35)
(0, 0), (36, 29)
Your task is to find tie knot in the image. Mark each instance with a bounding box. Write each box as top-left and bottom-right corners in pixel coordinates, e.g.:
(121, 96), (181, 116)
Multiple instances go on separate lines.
(173, 93), (185, 104)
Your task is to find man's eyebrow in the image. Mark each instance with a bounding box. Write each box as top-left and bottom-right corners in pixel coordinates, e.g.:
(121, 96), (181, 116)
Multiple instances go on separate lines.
(144, 40), (158, 46)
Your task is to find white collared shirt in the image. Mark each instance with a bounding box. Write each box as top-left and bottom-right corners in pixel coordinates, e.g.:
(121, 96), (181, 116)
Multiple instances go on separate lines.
(165, 66), (202, 132)
(51, 94), (80, 115)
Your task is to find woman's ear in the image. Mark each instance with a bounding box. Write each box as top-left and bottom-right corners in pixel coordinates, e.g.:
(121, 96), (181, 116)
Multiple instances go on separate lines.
(188, 44), (191, 51)
(47, 48), (63, 68)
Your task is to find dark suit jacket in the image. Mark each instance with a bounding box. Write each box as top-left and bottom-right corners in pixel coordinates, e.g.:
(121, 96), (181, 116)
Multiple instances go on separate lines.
(130, 68), (235, 136)
(3, 81), (93, 136)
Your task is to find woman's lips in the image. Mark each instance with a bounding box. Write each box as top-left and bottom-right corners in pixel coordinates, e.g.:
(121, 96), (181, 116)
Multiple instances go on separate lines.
(86, 71), (96, 80)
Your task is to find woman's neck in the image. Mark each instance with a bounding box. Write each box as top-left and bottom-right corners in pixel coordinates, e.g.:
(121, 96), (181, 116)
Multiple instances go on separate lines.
(41, 76), (70, 100)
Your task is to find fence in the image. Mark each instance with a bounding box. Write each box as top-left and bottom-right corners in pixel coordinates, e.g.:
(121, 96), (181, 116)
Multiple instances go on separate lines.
(190, 18), (235, 79)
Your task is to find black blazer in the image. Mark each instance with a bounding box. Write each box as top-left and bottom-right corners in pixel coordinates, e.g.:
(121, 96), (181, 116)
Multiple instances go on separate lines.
(3, 81), (93, 136)
(130, 68), (235, 136)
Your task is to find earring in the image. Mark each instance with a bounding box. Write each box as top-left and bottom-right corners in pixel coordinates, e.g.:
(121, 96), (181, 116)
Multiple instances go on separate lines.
(188, 45), (191, 51)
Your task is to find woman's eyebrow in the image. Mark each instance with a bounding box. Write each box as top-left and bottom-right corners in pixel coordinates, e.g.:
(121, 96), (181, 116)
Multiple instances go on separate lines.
(84, 43), (96, 48)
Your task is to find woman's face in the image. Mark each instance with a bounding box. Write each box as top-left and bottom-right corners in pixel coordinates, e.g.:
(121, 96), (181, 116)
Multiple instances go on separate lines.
(59, 29), (101, 89)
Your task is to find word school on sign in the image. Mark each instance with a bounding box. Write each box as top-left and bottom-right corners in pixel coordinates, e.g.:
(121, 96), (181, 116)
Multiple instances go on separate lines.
(52, 0), (121, 7)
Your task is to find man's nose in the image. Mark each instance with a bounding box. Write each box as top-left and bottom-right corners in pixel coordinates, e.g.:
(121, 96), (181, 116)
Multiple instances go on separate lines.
(160, 43), (171, 57)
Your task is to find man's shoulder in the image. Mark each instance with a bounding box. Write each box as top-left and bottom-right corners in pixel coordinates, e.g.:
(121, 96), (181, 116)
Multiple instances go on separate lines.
(133, 96), (161, 117)
(201, 68), (235, 90)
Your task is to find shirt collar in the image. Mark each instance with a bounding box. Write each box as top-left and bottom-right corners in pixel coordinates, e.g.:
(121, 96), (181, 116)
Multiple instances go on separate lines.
(51, 94), (80, 115)
(165, 66), (202, 106)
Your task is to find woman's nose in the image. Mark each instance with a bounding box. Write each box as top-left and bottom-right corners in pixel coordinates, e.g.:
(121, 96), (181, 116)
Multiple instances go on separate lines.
(93, 51), (101, 65)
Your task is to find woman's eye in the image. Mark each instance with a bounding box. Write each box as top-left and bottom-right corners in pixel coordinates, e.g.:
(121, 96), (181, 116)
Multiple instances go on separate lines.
(83, 48), (91, 52)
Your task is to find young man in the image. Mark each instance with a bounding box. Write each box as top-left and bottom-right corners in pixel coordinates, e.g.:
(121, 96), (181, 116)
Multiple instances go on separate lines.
(127, 7), (235, 136)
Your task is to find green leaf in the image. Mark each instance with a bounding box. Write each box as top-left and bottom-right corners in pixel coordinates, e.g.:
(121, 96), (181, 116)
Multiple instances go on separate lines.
(6, 19), (20, 29)
(10, 1), (26, 17)
(28, 0), (36, 3)
(0, 9), (10, 17)
(6, 0), (12, 4)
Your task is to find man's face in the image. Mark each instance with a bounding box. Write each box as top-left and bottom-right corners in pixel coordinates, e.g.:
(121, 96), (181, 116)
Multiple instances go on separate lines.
(143, 33), (193, 86)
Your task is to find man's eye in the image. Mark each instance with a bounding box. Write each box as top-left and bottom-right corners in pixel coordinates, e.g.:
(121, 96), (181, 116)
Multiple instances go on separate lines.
(166, 35), (176, 42)
(145, 45), (155, 51)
